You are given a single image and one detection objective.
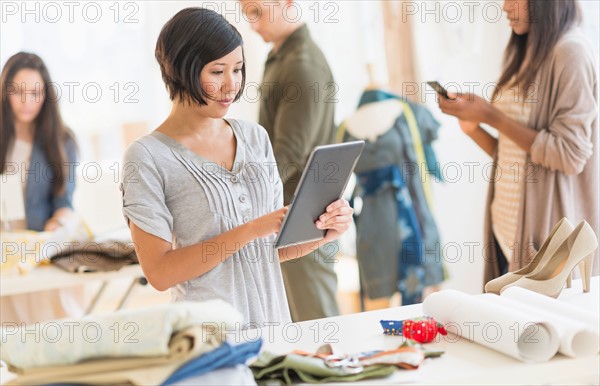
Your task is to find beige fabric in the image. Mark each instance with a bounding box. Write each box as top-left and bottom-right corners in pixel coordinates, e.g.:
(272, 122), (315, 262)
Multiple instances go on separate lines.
(5, 325), (222, 386)
(1, 300), (242, 369)
(491, 83), (532, 260)
(483, 28), (599, 285)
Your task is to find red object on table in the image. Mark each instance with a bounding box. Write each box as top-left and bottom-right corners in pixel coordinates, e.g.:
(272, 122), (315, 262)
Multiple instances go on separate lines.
(402, 317), (447, 343)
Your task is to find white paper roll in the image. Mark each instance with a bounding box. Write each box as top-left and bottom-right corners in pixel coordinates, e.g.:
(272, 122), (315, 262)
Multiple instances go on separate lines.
(423, 290), (560, 362)
(499, 287), (600, 357)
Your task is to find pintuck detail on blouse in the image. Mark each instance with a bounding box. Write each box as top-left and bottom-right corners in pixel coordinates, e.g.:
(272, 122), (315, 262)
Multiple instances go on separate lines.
(121, 119), (291, 327)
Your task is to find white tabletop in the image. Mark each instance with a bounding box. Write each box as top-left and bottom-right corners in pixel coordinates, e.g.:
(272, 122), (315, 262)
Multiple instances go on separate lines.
(1, 279), (598, 385)
(255, 277), (600, 385)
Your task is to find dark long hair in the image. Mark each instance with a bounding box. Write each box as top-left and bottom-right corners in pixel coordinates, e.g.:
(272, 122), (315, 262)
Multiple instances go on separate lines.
(1, 52), (76, 195)
(495, 0), (581, 98)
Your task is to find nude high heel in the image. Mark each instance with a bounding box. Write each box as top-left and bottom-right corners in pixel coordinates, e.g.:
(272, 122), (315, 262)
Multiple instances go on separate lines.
(579, 252), (594, 293)
(500, 221), (598, 298)
(484, 218), (574, 294)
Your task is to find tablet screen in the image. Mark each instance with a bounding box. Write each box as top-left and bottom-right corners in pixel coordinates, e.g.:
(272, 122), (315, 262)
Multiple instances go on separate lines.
(274, 141), (365, 249)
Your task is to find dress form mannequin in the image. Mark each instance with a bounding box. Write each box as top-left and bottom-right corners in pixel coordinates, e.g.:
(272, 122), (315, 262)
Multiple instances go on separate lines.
(342, 65), (445, 308)
(344, 64), (403, 142)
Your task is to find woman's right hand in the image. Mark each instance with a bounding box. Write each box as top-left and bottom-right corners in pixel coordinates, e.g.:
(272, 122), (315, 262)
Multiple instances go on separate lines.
(247, 207), (289, 239)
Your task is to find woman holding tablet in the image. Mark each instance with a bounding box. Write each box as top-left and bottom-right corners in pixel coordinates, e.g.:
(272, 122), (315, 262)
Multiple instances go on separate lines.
(121, 8), (353, 326)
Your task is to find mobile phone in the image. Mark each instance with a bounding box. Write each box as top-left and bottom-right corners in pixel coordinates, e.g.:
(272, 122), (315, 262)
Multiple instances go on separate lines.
(427, 81), (450, 99)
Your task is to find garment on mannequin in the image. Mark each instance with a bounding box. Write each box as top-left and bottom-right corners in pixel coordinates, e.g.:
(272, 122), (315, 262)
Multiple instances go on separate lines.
(340, 83), (446, 306)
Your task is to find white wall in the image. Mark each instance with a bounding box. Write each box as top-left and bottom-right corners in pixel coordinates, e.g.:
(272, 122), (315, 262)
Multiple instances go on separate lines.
(1, 0), (388, 234)
(412, 1), (511, 293)
(2, 1), (598, 294)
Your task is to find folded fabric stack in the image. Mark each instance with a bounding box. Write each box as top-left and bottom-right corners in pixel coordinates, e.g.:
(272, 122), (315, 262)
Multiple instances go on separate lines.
(0, 300), (261, 385)
(423, 288), (599, 362)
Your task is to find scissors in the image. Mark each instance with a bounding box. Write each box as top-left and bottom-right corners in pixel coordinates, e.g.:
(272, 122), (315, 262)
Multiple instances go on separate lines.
(323, 354), (364, 374)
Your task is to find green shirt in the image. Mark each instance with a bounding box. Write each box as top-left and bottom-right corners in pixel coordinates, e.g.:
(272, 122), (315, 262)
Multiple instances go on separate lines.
(259, 24), (336, 205)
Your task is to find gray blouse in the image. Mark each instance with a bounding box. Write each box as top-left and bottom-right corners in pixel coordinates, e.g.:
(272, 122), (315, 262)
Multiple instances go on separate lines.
(120, 118), (291, 327)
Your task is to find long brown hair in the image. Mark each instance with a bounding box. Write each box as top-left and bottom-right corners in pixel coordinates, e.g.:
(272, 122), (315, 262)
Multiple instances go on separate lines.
(494, 0), (581, 98)
(1, 52), (76, 195)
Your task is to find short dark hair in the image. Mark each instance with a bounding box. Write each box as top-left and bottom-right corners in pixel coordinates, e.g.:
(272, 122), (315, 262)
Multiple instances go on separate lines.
(155, 7), (245, 105)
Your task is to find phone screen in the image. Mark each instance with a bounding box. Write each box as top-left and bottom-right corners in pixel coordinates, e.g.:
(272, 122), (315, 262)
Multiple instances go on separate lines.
(427, 81), (450, 99)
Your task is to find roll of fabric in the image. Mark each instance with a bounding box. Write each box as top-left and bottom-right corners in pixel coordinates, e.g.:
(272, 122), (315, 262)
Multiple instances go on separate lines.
(1, 300), (243, 370)
(499, 287), (599, 356)
(422, 290), (560, 362)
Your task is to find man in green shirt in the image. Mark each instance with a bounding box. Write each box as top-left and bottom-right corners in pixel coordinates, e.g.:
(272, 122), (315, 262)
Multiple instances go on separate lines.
(241, 0), (340, 321)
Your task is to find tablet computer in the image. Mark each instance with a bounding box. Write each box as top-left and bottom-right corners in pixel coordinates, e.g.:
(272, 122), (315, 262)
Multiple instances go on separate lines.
(274, 141), (365, 249)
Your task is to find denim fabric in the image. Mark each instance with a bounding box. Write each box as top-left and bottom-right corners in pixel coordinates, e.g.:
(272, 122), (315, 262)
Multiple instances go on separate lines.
(161, 339), (262, 385)
(357, 165), (425, 304)
(25, 139), (77, 231)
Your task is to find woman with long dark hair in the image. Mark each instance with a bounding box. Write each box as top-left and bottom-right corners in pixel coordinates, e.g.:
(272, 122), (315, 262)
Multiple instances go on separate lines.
(1, 52), (77, 231)
(1, 52), (83, 324)
(438, 0), (598, 290)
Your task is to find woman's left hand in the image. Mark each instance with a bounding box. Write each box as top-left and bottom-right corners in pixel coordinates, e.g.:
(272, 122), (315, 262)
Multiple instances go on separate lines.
(316, 199), (354, 243)
(438, 93), (493, 124)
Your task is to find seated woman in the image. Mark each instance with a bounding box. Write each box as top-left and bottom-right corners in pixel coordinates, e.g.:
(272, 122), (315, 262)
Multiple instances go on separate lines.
(1, 52), (84, 325)
(121, 7), (354, 326)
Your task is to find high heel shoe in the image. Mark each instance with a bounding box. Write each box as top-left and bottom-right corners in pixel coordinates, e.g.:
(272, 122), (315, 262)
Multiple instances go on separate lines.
(484, 217), (574, 294)
(500, 220), (598, 298)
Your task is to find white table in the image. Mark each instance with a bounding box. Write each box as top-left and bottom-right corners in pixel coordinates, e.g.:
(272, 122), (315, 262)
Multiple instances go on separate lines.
(1, 228), (145, 313)
(1, 279), (597, 385)
(255, 277), (600, 385)
(1, 263), (145, 315)
(0, 264), (143, 297)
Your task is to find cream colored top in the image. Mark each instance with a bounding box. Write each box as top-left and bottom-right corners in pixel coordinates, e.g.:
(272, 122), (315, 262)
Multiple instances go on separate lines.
(491, 84), (533, 261)
(6, 139), (32, 230)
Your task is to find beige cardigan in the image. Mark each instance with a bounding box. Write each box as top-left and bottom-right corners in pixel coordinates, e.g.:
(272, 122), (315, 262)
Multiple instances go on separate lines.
(483, 29), (599, 285)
